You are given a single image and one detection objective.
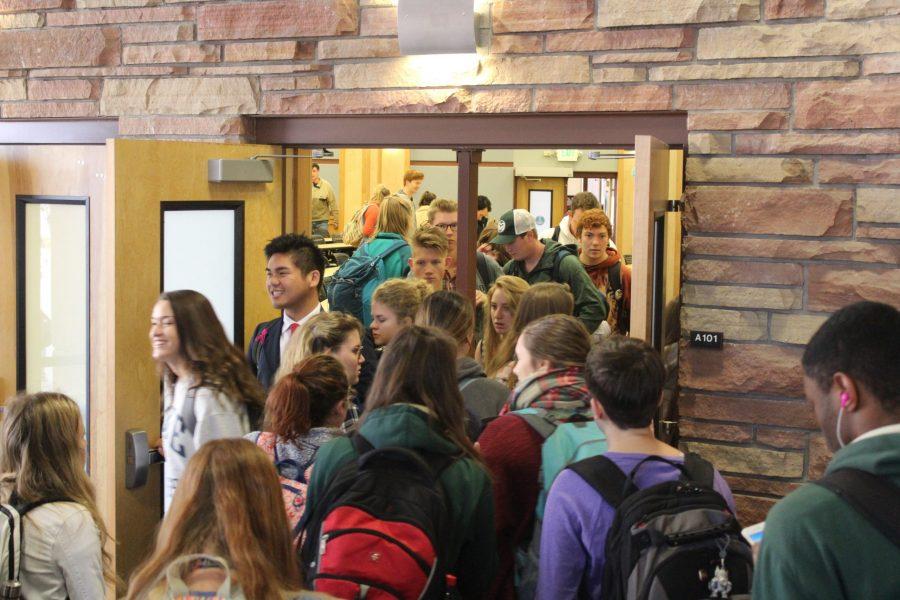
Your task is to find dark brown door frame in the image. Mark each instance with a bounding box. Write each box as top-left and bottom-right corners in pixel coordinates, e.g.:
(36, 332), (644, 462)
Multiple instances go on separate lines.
(266, 112), (686, 304)
(0, 113), (687, 303)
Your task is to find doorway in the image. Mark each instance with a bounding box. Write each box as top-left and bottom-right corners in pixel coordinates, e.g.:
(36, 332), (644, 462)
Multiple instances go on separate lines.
(2, 111), (687, 584)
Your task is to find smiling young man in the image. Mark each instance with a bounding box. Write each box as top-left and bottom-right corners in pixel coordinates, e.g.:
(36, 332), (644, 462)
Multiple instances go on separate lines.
(248, 233), (326, 390)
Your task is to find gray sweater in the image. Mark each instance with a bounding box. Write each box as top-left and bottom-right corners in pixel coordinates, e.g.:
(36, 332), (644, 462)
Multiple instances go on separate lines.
(458, 356), (509, 424)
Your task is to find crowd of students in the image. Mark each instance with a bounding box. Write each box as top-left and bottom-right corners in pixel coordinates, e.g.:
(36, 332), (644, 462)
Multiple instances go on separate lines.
(1, 188), (898, 599)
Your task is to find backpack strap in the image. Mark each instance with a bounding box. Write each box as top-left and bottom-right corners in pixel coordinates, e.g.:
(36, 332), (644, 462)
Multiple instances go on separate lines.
(682, 452), (716, 489)
(373, 239), (408, 261)
(608, 261), (622, 293)
(475, 252), (490, 287)
(814, 468), (900, 550)
(514, 409), (558, 441)
(552, 225), (561, 242)
(568, 455), (629, 509)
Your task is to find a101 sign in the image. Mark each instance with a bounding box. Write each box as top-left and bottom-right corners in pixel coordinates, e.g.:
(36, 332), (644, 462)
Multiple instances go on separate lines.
(690, 330), (723, 349)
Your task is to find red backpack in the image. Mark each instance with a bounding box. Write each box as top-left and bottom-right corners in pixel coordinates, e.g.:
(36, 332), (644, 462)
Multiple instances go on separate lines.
(255, 432), (315, 545)
(299, 434), (457, 599)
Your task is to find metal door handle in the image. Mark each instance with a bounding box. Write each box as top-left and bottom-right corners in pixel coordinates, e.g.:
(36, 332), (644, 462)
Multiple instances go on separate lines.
(125, 429), (164, 490)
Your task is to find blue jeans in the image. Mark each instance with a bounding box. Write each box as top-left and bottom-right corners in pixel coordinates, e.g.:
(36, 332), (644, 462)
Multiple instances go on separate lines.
(312, 219), (330, 237)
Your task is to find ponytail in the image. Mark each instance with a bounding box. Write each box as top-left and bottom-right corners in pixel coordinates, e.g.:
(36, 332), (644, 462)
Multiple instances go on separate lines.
(264, 354), (349, 442)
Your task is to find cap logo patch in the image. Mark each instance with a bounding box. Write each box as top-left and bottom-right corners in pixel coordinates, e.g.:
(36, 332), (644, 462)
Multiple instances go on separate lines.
(497, 219), (506, 233)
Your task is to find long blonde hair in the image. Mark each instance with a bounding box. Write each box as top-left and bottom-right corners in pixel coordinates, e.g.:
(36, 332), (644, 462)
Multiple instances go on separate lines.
(375, 195), (413, 238)
(276, 311), (364, 381)
(483, 276), (530, 378)
(0, 393), (116, 587)
(126, 439), (302, 599)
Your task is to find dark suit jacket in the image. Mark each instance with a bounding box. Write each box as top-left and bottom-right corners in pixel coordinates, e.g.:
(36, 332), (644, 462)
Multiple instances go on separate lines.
(248, 316), (283, 391)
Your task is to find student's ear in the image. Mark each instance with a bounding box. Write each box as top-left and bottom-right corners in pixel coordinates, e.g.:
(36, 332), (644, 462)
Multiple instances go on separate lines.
(309, 269), (322, 288)
(444, 256), (451, 268)
(590, 397), (605, 421)
(408, 257), (414, 269)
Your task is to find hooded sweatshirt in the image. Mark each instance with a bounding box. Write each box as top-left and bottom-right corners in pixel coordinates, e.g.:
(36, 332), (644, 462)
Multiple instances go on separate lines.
(754, 430), (900, 600)
(502, 239), (608, 333)
(458, 356), (509, 424)
(478, 367), (593, 600)
(304, 404), (497, 599)
(540, 215), (579, 247)
(582, 247), (631, 307)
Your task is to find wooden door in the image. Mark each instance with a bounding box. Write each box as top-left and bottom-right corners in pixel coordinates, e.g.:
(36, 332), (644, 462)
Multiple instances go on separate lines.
(514, 176), (566, 232)
(631, 136), (670, 343)
(98, 139), (283, 581)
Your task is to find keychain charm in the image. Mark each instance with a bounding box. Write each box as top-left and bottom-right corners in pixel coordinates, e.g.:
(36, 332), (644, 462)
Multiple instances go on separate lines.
(708, 537), (733, 598)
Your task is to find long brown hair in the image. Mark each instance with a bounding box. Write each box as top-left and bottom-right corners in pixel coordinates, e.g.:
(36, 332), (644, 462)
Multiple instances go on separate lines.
(126, 439), (302, 599)
(520, 314), (591, 368)
(265, 354), (349, 443)
(375, 195), (413, 238)
(482, 276), (530, 378)
(156, 290), (265, 410)
(363, 326), (480, 463)
(0, 393), (116, 587)
(493, 282), (575, 386)
(415, 290), (473, 354)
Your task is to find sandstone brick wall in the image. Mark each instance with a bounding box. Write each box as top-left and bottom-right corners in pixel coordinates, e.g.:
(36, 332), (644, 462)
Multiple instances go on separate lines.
(1, 0), (898, 521)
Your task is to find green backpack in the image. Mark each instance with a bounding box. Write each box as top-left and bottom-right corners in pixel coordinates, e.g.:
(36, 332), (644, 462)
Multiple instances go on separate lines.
(512, 407), (608, 600)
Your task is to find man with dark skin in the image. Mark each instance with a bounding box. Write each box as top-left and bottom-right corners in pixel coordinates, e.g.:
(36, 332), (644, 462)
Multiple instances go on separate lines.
(754, 301), (900, 600)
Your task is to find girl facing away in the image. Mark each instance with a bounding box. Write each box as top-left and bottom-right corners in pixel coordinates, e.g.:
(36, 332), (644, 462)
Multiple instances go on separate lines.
(0, 392), (116, 599)
(127, 438), (327, 599)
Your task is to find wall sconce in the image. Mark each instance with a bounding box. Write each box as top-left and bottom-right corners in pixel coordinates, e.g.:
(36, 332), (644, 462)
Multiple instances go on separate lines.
(398, 0), (476, 55)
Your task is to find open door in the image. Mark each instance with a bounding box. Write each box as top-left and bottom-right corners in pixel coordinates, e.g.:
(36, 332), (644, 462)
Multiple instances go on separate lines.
(96, 139), (284, 581)
(631, 136), (671, 344)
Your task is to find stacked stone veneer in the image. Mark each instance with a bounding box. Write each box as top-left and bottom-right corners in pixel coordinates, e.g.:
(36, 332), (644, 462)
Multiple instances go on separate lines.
(1, 0), (898, 522)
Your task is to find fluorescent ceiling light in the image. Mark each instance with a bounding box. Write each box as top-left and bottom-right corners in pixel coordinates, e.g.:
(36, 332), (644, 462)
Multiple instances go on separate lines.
(398, 0), (476, 55)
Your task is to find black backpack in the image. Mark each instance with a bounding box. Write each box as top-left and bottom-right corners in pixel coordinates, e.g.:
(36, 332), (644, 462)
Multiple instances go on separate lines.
(568, 453), (753, 600)
(299, 434), (457, 599)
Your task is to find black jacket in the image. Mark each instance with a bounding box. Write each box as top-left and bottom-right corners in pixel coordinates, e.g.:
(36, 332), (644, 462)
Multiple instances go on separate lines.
(247, 317), (283, 390)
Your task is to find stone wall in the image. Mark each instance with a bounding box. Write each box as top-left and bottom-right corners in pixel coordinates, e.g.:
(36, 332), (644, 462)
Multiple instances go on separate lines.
(1, 0), (898, 522)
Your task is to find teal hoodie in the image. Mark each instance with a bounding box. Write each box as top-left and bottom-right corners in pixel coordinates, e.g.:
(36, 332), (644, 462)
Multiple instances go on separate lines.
(359, 232), (411, 327)
(502, 239), (607, 333)
(305, 404), (497, 598)
(754, 432), (900, 600)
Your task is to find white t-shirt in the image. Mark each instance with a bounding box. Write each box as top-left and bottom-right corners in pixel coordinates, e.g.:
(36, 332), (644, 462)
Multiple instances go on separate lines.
(161, 377), (250, 512)
(20, 502), (105, 600)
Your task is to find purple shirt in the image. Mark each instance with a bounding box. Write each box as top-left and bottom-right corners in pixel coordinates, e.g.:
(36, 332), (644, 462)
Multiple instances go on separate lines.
(537, 452), (737, 600)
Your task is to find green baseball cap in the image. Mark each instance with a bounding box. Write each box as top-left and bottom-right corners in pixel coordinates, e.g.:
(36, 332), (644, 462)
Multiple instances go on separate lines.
(490, 209), (537, 245)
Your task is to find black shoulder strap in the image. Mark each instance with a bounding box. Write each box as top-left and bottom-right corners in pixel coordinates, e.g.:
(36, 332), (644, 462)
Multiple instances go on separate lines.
(552, 225), (561, 242)
(17, 497), (73, 516)
(608, 261), (622, 292)
(682, 452), (716, 489)
(814, 468), (900, 550)
(568, 455), (629, 509)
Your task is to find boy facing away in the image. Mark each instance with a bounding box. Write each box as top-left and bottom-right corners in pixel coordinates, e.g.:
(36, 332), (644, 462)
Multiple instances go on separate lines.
(537, 337), (737, 599)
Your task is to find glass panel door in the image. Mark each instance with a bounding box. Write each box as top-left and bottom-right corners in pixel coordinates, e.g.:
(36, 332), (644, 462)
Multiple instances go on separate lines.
(16, 196), (89, 444)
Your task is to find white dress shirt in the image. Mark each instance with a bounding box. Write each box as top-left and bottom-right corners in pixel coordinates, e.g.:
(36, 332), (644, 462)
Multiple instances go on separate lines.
(279, 304), (323, 358)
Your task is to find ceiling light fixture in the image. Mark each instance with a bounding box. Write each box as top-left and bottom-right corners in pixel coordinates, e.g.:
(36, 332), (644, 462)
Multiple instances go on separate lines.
(398, 0), (476, 55)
